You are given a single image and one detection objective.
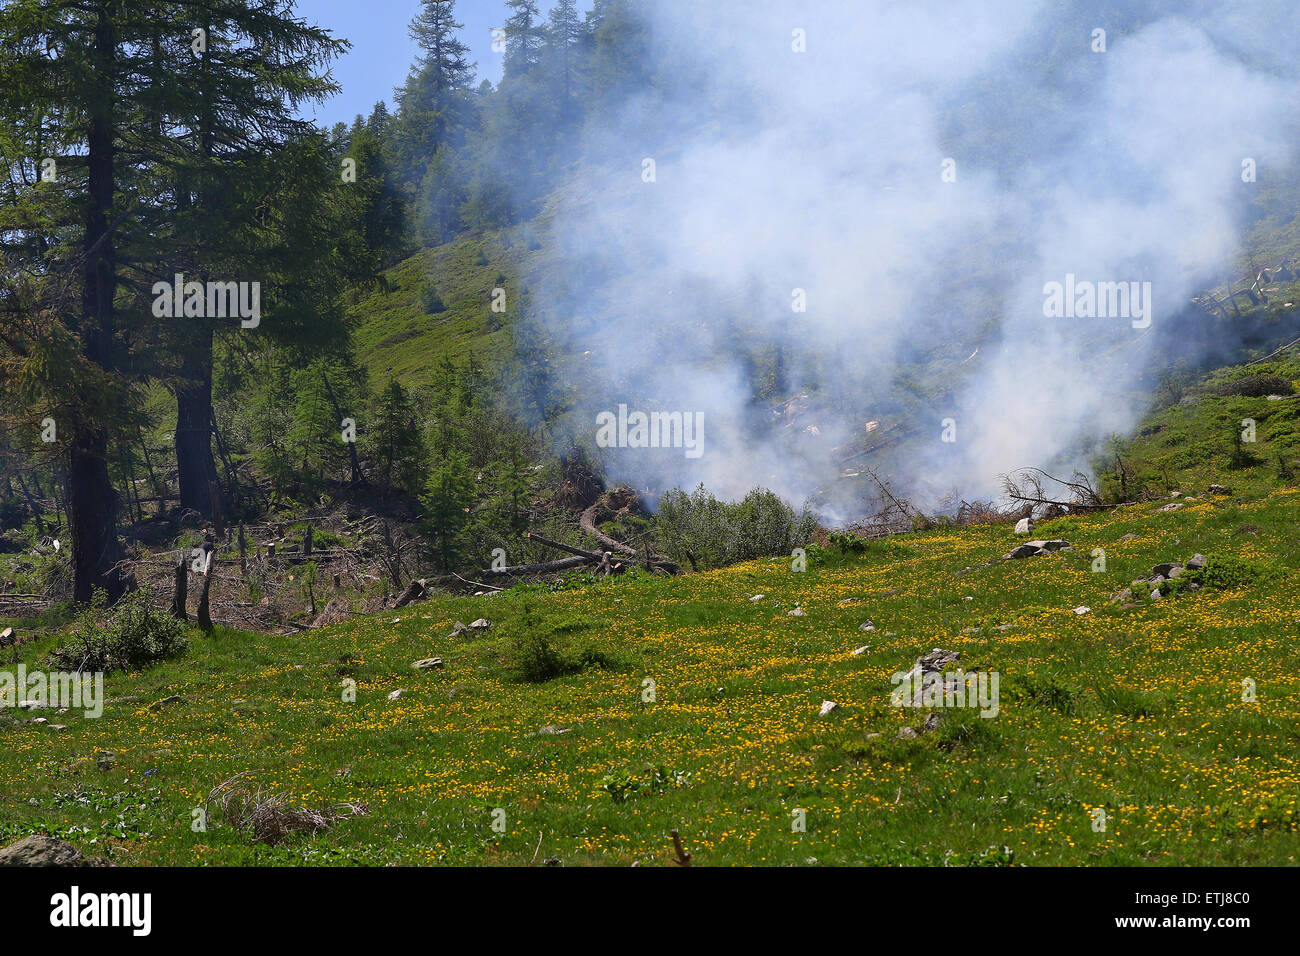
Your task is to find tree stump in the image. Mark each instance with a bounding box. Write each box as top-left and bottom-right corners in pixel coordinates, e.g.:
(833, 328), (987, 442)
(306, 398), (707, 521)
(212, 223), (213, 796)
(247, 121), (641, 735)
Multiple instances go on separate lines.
(196, 568), (214, 633)
(170, 560), (188, 621)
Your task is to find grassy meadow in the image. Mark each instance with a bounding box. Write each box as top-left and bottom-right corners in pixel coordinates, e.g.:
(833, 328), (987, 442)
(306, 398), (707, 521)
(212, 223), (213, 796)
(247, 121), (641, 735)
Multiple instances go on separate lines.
(3, 477), (1298, 866)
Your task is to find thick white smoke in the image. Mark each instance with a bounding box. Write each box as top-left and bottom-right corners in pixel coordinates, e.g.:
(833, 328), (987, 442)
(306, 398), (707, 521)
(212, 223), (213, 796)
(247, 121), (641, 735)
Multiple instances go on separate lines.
(533, 0), (1300, 517)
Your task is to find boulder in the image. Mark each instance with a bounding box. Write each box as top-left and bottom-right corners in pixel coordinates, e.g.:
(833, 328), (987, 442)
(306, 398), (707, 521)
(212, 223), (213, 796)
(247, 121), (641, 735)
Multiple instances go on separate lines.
(1151, 562), (1182, 578)
(0, 835), (82, 867)
(1014, 517), (1034, 535)
(1004, 539), (1071, 560)
(387, 689), (405, 701)
(412, 658), (444, 671)
(1005, 544), (1044, 560)
(1187, 553), (1208, 570)
(1036, 540), (1073, 552)
(818, 700), (840, 717)
(1207, 484), (1230, 495)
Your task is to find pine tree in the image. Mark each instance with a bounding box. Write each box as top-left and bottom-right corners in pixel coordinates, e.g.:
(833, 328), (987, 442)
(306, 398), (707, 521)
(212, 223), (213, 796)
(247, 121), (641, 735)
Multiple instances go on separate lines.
(408, 0), (475, 97)
(423, 447), (474, 570)
(503, 0), (544, 80)
(372, 379), (426, 498)
(392, 0), (476, 211)
(546, 0), (584, 130)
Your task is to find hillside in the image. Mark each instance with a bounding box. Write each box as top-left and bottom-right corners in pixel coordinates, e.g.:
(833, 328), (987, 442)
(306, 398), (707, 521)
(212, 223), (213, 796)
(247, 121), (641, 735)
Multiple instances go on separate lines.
(5, 367), (1298, 863)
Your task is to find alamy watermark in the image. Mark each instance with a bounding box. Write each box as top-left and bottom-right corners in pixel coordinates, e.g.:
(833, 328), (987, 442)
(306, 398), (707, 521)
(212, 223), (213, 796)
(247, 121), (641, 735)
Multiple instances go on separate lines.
(1, 664), (103, 718)
(1042, 274), (1151, 329)
(890, 668), (999, 718)
(151, 273), (260, 328)
(595, 404), (704, 459)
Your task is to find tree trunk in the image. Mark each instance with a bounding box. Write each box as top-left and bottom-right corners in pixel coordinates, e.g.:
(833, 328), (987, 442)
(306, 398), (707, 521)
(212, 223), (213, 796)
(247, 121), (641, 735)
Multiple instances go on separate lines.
(175, 323), (219, 516)
(70, 1), (124, 604)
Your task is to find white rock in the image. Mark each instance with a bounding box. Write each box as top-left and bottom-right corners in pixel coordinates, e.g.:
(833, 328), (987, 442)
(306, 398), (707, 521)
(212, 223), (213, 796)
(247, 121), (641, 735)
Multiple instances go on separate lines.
(468, 618), (491, 630)
(1074, 606), (1090, 615)
(387, 689), (406, 701)
(851, 645), (870, 656)
(787, 607), (804, 617)
(819, 700), (840, 716)
(749, 594), (765, 601)
(1014, 517), (1034, 535)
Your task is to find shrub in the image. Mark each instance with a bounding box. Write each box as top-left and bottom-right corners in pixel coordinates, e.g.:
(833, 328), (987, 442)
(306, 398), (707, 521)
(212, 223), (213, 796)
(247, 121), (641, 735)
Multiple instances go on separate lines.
(655, 485), (819, 570)
(420, 283), (447, 314)
(1191, 554), (1283, 591)
(49, 589), (189, 673)
(600, 765), (690, 803)
(510, 630), (577, 683)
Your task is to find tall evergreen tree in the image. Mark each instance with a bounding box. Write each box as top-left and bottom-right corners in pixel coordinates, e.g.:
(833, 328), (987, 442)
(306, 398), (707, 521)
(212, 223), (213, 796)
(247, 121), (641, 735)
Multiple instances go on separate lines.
(503, 0), (544, 80)
(545, 0), (584, 131)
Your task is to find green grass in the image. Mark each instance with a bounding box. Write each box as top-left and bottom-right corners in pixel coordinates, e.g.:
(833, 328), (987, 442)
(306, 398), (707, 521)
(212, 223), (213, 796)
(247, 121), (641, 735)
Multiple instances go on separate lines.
(3, 481), (1298, 866)
(1111, 355), (1300, 498)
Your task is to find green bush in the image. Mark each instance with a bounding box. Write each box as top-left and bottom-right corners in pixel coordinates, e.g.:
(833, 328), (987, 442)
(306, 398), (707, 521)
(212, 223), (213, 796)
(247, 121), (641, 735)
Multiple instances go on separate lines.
(655, 485), (819, 570)
(49, 589), (189, 673)
(1192, 554), (1284, 591)
(420, 283), (447, 315)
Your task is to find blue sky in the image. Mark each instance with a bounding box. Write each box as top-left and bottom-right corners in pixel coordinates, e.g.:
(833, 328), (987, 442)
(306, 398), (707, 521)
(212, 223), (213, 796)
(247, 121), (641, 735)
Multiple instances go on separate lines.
(297, 0), (581, 127)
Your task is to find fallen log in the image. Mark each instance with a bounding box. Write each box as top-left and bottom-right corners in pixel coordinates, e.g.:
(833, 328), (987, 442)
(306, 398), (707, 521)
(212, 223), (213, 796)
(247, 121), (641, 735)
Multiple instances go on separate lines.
(527, 530), (679, 575)
(522, 531), (606, 561)
(578, 498), (682, 574)
(478, 556), (592, 578)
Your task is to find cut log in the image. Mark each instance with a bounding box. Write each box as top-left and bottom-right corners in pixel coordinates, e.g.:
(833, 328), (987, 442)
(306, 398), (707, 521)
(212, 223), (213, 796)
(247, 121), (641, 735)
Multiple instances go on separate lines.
(478, 556), (592, 578)
(522, 531), (603, 561)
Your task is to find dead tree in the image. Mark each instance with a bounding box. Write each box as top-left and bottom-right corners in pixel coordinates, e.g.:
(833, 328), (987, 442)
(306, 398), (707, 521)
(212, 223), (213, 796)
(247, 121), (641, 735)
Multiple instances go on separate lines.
(1000, 467), (1104, 511)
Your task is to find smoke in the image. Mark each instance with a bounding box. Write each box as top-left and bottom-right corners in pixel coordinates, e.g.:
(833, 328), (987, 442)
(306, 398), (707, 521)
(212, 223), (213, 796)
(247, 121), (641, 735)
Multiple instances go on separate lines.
(530, 0), (1300, 517)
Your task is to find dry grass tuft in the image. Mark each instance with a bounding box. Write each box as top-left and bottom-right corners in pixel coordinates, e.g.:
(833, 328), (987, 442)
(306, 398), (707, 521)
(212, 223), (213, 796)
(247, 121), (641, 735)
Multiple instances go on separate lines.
(207, 771), (369, 846)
